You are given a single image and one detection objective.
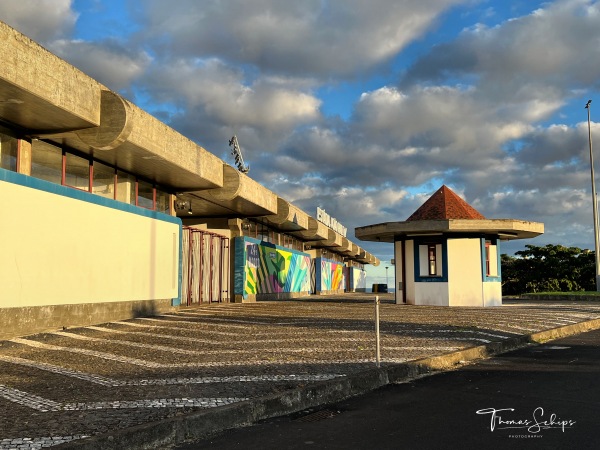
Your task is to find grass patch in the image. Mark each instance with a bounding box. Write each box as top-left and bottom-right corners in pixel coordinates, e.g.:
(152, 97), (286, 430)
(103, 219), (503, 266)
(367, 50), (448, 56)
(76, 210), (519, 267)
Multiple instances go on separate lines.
(532, 291), (600, 296)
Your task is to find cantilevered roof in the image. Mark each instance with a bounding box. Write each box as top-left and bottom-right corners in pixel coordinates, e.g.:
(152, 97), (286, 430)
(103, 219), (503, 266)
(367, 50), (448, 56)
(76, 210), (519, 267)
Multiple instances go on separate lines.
(355, 185), (544, 243)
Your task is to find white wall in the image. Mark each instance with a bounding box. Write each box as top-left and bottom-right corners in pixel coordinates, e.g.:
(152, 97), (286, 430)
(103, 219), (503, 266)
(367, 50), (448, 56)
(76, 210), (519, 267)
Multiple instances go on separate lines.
(404, 240), (416, 304)
(0, 178), (180, 307)
(415, 282), (449, 306)
(394, 240), (403, 304)
(447, 238), (483, 307)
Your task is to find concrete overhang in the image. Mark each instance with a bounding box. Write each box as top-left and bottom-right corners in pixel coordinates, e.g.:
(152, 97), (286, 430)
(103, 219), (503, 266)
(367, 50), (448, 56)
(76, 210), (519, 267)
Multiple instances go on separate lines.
(355, 219), (544, 243)
(263, 198), (310, 232)
(189, 164), (278, 217)
(355, 247), (367, 261)
(291, 217), (329, 241)
(306, 228), (343, 248)
(339, 238), (361, 256)
(0, 22), (101, 133)
(348, 242), (360, 257)
(42, 92), (224, 191)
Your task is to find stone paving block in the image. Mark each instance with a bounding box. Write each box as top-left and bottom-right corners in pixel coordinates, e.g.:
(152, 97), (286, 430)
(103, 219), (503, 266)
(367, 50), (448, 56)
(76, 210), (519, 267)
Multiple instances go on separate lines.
(1, 294), (600, 449)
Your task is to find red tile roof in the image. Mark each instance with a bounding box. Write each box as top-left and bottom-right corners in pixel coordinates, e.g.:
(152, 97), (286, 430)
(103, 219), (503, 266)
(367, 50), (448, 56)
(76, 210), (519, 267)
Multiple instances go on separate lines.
(406, 185), (486, 221)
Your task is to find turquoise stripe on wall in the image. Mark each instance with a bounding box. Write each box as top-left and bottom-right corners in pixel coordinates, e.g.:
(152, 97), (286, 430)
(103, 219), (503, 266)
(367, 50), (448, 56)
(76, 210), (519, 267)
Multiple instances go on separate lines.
(233, 237), (247, 299)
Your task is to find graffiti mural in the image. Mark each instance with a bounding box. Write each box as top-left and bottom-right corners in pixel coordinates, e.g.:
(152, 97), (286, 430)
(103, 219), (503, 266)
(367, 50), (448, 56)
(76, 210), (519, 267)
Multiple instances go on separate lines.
(316, 257), (345, 292)
(235, 237), (311, 298)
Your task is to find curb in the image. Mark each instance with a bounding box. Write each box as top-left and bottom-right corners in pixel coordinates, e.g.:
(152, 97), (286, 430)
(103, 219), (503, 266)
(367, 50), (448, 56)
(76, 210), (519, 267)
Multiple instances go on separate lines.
(60, 317), (600, 449)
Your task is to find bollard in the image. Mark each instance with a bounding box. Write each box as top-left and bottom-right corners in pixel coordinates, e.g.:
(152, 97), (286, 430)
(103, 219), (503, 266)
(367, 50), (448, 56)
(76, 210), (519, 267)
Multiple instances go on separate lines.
(375, 295), (380, 367)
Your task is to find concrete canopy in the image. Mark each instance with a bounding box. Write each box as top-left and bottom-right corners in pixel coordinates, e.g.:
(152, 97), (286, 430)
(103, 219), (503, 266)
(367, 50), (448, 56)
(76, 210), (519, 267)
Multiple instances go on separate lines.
(190, 164), (278, 217)
(0, 21), (379, 266)
(355, 219), (544, 243)
(356, 185), (544, 243)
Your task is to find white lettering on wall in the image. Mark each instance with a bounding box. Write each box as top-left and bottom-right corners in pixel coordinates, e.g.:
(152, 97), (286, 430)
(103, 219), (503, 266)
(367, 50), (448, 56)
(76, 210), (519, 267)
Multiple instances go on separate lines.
(316, 207), (347, 237)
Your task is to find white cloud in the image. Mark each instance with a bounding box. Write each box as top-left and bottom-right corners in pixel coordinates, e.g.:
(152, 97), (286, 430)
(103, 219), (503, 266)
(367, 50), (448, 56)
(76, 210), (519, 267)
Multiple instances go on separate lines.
(138, 0), (467, 78)
(49, 39), (152, 91)
(0, 0), (77, 42)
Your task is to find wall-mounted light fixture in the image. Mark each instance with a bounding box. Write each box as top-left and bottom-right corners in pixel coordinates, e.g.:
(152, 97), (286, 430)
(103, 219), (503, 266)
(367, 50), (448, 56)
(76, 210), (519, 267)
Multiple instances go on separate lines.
(174, 199), (193, 215)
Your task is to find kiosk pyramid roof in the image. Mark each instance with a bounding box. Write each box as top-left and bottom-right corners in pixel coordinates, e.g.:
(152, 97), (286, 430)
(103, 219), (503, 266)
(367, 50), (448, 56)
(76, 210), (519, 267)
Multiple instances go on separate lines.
(406, 185), (486, 221)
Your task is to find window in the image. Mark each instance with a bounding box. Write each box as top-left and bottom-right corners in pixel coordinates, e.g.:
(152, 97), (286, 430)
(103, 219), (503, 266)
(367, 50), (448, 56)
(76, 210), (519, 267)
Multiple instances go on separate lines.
(0, 131), (18, 171)
(156, 189), (171, 214)
(419, 243), (442, 277)
(64, 152), (91, 191)
(27, 142), (173, 212)
(92, 162), (116, 199)
(137, 179), (154, 209)
(428, 244), (437, 276)
(31, 140), (62, 184)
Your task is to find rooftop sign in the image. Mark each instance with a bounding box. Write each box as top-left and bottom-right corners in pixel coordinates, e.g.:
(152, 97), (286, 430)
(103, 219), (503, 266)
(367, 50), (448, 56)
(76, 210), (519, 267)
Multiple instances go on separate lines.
(317, 207), (347, 237)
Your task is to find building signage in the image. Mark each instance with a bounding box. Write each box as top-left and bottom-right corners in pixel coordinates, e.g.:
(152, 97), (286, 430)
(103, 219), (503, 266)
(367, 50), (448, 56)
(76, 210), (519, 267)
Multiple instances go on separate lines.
(316, 207), (347, 237)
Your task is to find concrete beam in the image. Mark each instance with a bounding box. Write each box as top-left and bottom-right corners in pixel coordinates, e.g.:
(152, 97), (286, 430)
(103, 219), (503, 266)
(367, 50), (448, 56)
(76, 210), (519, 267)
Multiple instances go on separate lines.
(264, 197), (310, 231)
(292, 217), (329, 241)
(0, 22), (101, 133)
(193, 164), (278, 216)
(41, 91), (224, 191)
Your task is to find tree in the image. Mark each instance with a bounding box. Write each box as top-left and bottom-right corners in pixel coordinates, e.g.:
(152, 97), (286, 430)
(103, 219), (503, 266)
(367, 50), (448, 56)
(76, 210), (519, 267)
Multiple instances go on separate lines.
(501, 244), (596, 295)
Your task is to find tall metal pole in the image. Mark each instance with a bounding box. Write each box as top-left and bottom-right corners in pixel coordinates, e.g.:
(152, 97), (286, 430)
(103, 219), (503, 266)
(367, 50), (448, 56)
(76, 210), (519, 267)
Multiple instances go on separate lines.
(385, 266), (389, 288)
(374, 295), (380, 368)
(585, 100), (600, 291)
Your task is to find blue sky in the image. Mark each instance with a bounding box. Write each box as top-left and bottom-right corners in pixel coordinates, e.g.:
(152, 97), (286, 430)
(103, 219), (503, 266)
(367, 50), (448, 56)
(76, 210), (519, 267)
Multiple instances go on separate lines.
(1, 0), (599, 284)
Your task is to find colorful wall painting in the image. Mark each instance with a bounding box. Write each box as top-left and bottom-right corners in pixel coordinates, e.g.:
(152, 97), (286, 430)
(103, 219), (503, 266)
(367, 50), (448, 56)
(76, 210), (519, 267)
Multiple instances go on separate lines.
(234, 237), (311, 298)
(316, 257), (346, 292)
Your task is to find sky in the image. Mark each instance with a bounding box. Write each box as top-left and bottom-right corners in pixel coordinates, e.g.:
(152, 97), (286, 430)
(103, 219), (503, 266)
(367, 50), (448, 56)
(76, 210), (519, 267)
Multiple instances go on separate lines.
(1, 0), (600, 285)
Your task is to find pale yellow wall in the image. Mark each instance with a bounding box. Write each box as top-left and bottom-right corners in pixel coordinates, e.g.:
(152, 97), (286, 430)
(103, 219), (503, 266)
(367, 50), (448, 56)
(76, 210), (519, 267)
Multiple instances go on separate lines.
(447, 238), (483, 307)
(0, 180), (180, 307)
(483, 282), (502, 306)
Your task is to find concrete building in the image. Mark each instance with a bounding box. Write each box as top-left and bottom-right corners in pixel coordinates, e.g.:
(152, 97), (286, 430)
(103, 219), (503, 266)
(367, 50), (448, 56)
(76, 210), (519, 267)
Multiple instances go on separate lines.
(355, 185), (543, 307)
(0, 21), (378, 339)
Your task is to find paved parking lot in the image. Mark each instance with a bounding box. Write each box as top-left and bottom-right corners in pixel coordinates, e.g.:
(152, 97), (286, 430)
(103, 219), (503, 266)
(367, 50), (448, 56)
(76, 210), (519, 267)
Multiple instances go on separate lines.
(2, 294), (600, 449)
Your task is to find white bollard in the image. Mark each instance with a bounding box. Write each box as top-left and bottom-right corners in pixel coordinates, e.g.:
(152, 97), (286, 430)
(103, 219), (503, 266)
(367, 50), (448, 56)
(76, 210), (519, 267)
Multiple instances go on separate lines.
(375, 295), (381, 367)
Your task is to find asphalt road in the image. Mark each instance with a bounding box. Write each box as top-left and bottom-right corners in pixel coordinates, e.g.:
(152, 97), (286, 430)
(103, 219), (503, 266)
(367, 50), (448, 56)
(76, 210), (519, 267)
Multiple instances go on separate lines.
(174, 327), (600, 450)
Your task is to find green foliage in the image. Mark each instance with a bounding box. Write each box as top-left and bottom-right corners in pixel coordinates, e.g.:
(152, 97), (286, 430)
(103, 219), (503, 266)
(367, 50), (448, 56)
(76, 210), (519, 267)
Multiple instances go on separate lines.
(501, 244), (596, 295)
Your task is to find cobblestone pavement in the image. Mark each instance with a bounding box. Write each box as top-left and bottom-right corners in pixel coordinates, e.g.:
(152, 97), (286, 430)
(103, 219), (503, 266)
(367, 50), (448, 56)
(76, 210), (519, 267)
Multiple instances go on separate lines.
(2, 294), (600, 449)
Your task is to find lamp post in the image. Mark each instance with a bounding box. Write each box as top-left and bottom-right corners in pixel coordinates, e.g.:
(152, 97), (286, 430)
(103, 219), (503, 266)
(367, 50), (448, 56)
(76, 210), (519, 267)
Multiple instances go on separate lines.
(385, 266), (389, 289)
(585, 100), (600, 291)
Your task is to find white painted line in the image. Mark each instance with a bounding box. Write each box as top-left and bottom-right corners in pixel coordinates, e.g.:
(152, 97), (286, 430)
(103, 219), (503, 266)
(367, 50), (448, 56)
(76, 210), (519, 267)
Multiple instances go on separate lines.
(0, 383), (246, 412)
(9, 338), (404, 367)
(0, 354), (345, 386)
(46, 331), (376, 355)
(61, 397), (248, 410)
(86, 326), (402, 345)
(0, 435), (90, 449)
(0, 384), (61, 412)
(0, 355), (115, 386)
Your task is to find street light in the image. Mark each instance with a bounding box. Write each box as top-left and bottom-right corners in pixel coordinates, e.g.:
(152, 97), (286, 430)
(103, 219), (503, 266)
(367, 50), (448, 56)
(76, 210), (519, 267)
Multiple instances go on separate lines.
(385, 266), (389, 288)
(585, 99), (600, 291)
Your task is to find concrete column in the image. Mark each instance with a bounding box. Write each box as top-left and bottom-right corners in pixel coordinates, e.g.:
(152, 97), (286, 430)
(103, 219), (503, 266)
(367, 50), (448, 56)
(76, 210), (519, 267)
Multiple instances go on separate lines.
(169, 194), (176, 216)
(228, 218), (243, 238)
(18, 139), (31, 175)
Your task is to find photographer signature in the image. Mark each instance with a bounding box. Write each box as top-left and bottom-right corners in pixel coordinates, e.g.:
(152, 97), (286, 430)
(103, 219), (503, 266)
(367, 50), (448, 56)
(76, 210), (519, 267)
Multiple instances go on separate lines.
(476, 407), (575, 433)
